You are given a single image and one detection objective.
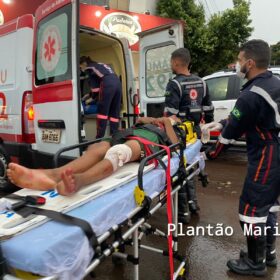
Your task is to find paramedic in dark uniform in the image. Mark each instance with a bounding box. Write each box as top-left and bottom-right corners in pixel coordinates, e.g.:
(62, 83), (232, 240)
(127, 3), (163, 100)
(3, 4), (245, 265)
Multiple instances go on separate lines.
(202, 39), (280, 276)
(80, 56), (122, 138)
(164, 48), (214, 223)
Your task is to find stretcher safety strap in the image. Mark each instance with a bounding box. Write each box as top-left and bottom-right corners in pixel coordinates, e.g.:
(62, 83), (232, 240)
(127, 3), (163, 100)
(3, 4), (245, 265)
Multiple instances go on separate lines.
(15, 206), (98, 247)
(128, 136), (174, 280)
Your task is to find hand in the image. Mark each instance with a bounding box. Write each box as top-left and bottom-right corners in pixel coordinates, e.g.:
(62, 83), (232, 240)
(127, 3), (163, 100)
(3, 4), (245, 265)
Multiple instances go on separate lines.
(201, 122), (223, 133)
(151, 117), (166, 126)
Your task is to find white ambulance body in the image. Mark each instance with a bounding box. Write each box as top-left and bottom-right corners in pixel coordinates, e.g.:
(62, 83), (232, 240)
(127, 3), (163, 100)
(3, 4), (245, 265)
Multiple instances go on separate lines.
(0, 15), (34, 188)
(0, 0), (183, 190)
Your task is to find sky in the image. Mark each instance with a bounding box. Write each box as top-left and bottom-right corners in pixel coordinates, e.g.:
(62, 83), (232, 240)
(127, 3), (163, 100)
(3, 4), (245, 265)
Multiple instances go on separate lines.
(200, 0), (280, 45)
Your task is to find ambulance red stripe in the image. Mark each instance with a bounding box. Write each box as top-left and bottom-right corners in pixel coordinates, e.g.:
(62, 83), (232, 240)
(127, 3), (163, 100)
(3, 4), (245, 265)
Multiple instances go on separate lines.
(33, 81), (73, 104)
(0, 15), (33, 37)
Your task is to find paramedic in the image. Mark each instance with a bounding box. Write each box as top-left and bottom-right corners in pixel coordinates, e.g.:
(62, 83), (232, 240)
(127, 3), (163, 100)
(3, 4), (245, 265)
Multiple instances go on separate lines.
(7, 116), (181, 196)
(164, 47), (214, 222)
(80, 56), (122, 138)
(202, 39), (280, 276)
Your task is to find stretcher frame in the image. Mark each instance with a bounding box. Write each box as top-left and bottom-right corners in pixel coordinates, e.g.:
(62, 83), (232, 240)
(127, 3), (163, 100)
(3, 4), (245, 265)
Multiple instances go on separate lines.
(2, 139), (202, 280)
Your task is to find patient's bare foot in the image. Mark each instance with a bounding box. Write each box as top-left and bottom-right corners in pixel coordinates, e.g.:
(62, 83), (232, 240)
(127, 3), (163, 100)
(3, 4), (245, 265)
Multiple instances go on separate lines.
(7, 163), (57, 190)
(57, 169), (81, 196)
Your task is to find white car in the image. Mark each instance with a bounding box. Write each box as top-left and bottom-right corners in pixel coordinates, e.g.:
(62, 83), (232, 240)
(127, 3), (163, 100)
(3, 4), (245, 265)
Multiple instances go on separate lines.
(203, 67), (280, 144)
(203, 67), (280, 122)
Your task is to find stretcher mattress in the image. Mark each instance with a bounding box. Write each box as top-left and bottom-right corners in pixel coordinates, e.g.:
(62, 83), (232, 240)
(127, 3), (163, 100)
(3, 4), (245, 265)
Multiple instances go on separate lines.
(2, 140), (203, 280)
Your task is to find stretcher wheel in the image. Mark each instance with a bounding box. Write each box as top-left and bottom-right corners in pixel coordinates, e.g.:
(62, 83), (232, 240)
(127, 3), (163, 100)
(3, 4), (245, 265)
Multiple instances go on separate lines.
(0, 145), (19, 193)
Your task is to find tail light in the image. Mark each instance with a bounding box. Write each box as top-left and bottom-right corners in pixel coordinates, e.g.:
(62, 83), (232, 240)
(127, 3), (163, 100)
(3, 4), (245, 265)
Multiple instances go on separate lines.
(22, 91), (35, 143)
(28, 106), (34, 121)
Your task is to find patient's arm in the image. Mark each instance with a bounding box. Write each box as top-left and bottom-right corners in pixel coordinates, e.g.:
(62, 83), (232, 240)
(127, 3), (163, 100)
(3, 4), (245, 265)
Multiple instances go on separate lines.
(151, 117), (178, 144)
(137, 117), (179, 145)
(161, 118), (179, 144)
(136, 117), (156, 124)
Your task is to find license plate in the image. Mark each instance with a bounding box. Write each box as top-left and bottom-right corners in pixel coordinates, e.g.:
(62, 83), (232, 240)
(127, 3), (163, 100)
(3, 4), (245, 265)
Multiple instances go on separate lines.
(42, 129), (61, 144)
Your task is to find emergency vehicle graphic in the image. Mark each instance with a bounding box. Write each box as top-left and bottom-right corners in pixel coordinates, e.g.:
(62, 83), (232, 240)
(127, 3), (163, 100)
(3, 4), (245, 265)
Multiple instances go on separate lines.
(40, 25), (62, 72)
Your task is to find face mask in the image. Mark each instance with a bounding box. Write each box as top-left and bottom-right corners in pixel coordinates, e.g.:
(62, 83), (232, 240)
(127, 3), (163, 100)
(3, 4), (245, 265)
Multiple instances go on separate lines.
(235, 61), (248, 79)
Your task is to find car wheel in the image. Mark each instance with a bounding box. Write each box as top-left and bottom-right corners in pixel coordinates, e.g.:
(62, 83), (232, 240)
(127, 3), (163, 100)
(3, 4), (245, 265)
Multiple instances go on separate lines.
(0, 146), (19, 193)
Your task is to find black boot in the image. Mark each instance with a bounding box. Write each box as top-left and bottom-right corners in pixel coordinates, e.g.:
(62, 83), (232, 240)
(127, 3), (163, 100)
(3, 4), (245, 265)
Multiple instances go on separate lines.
(240, 248), (277, 267)
(227, 236), (267, 276)
(240, 231), (277, 267)
(266, 242), (277, 267)
(178, 185), (190, 224)
(266, 229), (277, 267)
(186, 178), (199, 214)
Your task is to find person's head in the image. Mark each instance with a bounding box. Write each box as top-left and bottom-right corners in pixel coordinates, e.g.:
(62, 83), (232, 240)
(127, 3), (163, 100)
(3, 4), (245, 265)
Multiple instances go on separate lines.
(236, 39), (271, 80)
(170, 48), (191, 75)
(80, 56), (93, 72)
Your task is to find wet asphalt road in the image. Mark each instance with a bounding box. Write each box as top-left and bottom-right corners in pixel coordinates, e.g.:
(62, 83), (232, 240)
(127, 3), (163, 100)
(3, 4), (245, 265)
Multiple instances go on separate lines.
(88, 151), (280, 280)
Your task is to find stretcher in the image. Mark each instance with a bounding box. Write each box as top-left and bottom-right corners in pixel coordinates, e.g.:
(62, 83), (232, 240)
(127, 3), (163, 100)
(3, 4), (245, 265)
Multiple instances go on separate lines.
(0, 139), (204, 280)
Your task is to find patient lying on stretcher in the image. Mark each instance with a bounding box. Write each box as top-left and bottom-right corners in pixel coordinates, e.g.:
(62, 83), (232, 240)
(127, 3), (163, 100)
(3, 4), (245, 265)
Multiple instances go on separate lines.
(7, 117), (181, 196)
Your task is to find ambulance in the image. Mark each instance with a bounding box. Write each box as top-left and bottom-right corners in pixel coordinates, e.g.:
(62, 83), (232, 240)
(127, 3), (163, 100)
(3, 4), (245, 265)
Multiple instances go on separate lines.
(0, 0), (183, 190)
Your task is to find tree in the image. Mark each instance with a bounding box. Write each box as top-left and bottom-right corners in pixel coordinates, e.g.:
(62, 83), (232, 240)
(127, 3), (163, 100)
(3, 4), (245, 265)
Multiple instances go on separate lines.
(270, 42), (280, 66)
(206, 0), (253, 74)
(157, 0), (253, 76)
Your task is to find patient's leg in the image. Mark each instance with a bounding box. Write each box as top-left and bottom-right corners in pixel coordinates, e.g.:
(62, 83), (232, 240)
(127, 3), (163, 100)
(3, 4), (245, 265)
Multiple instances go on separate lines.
(7, 141), (111, 190)
(57, 140), (141, 195)
(7, 164), (57, 190)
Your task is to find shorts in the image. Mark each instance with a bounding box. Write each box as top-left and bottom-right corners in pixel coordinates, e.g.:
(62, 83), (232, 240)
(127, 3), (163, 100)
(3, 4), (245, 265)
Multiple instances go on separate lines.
(109, 128), (160, 159)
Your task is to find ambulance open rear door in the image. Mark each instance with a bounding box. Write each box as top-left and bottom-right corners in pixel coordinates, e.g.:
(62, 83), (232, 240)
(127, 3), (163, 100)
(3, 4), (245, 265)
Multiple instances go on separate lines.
(33, 0), (81, 162)
(138, 23), (184, 117)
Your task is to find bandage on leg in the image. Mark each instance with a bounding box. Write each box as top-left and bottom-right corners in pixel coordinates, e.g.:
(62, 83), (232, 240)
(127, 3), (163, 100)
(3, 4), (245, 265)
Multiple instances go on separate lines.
(104, 144), (133, 171)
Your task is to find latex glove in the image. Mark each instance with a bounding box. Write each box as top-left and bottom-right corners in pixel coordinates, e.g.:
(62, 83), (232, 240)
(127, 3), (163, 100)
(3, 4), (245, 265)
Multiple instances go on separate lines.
(201, 122), (223, 132)
(200, 122), (223, 144)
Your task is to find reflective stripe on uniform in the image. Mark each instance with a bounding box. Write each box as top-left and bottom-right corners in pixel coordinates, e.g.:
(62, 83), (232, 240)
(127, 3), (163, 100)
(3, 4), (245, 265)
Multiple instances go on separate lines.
(97, 114), (108, 120)
(202, 79), (207, 97)
(202, 105), (214, 111)
(171, 79), (182, 97)
(180, 81), (203, 86)
(254, 146), (267, 182)
(164, 107), (179, 114)
(269, 205), (280, 212)
(109, 117), (119, 122)
(239, 214), (267, 224)
(189, 108), (202, 113)
(250, 85), (280, 126)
